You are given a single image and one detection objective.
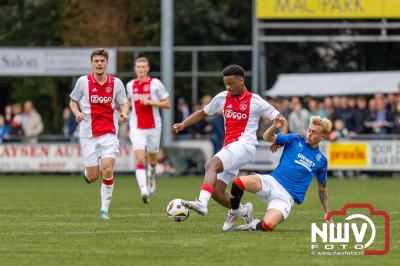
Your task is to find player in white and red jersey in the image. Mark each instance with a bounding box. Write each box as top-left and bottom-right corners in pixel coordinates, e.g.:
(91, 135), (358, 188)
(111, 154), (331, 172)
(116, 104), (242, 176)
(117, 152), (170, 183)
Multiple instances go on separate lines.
(172, 65), (287, 228)
(126, 57), (170, 203)
(69, 48), (129, 220)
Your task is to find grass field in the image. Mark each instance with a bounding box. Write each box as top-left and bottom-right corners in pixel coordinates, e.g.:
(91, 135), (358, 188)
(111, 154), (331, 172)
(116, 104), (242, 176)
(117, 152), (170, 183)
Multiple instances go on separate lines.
(0, 175), (399, 266)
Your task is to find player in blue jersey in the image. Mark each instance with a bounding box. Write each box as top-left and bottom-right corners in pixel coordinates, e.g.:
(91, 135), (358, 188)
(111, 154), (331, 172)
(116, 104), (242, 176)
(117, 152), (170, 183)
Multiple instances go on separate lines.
(222, 116), (332, 231)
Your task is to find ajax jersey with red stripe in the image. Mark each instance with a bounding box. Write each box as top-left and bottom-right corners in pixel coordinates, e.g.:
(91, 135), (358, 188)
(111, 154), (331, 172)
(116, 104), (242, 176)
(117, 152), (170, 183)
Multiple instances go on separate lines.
(126, 77), (169, 129)
(70, 74), (127, 137)
(204, 89), (279, 146)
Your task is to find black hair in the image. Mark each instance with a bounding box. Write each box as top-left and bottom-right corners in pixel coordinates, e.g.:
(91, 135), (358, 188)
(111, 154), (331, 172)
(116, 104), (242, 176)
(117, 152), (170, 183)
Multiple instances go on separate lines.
(222, 64), (245, 78)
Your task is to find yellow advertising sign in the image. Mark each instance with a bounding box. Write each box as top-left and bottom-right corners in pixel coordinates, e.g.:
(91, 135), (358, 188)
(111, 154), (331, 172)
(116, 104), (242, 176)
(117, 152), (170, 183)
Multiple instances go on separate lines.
(257, 0), (400, 19)
(328, 143), (367, 166)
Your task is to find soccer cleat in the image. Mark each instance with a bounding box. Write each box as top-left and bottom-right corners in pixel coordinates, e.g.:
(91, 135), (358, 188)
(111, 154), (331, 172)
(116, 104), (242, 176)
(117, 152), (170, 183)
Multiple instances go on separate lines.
(235, 219), (260, 231)
(241, 202), (254, 224)
(148, 176), (156, 195)
(141, 193), (150, 204)
(222, 210), (240, 231)
(181, 199), (208, 216)
(99, 210), (110, 220)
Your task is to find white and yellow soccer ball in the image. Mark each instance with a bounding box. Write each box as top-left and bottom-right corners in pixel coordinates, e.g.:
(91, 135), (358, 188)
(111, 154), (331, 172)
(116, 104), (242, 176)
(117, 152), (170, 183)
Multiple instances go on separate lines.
(166, 199), (189, 222)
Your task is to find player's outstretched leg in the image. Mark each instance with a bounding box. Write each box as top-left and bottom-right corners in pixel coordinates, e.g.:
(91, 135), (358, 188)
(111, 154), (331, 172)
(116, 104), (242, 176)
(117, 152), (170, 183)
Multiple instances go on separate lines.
(181, 196), (209, 216)
(235, 209), (282, 232)
(182, 157), (223, 216)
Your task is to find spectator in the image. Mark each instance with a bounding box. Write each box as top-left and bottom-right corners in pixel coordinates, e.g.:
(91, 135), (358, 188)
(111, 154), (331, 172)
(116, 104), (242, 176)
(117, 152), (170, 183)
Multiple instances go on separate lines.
(344, 96), (358, 133)
(322, 97), (334, 119)
(207, 112), (224, 153)
(288, 97), (310, 136)
(9, 103), (24, 139)
(387, 93), (396, 113)
(308, 98), (327, 118)
(353, 96), (369, 134)
(62, 107), (78, 138)
(175, 98), (191, 135)
(0, 114), (10, 143)
(21, 100), (43, 143)
(4, 104), (12, 125)
(328, 119), (349, 141)
(155, 148), (176, 176)
(365, 97), (394, 134)
(392, 93), (400, 133)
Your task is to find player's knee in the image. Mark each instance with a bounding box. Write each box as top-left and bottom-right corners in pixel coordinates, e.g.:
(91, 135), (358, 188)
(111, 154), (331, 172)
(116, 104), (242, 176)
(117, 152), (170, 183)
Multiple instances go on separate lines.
(102, 165), (114, 178)
(136, 158), (145, 165)
(86, 174), (99, 183)
(205, 159), (219, 172)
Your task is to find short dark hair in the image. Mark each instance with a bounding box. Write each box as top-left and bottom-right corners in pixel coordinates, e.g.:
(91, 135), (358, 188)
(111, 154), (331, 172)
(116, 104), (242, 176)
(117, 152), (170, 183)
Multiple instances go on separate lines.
(90, 48), (109, 61)
(222, 64), (245, 78)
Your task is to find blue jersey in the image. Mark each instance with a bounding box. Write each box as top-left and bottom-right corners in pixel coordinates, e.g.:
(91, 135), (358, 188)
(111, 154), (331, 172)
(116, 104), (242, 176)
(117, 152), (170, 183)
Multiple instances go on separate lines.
(271, 133), (327, 204)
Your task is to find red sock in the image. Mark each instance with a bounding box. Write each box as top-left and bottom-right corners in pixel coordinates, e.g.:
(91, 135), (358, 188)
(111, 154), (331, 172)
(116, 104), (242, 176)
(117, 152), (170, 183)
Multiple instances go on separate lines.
(136, 164), (145, 170)
(261, 221), (274, 231)
(201, 184), (214, 194)
(233, 178), (245, 190)
(102, 178), (114, 185)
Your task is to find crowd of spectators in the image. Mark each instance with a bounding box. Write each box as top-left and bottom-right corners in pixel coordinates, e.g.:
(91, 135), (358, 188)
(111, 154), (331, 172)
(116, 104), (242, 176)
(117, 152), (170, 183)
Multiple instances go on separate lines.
(0, 101), (43, 143)
(174, 92), (400, 153)
(267, 92), (400, 140)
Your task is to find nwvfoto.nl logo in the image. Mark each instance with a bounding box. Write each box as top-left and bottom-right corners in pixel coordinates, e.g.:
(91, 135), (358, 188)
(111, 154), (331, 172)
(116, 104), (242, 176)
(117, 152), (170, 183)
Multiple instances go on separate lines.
(311, 203), (390, 256)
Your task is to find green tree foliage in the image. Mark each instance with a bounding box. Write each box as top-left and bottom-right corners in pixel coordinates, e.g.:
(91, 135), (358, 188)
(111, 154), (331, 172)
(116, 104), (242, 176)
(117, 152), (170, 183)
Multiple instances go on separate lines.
(2, 0), (400, 134)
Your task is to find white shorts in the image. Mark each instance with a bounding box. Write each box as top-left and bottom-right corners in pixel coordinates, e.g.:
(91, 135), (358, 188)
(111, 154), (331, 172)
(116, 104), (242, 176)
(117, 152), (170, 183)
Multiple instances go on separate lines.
(215, 141), (256, 185)
(80, 134), (119, 167)
(255, 174), (294, 220)
(130, 127), (161, 153)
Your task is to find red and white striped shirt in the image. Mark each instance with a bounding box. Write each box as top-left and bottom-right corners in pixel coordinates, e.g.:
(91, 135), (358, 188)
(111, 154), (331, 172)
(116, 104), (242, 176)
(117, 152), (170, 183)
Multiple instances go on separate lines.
(126, 76), (169, 129)
(70, 74), (127, 137)
(204, 89), (279, 146)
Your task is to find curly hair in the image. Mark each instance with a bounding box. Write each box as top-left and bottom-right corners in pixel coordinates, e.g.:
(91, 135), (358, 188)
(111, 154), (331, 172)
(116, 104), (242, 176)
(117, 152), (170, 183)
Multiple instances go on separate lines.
(222, 64), (245, 78)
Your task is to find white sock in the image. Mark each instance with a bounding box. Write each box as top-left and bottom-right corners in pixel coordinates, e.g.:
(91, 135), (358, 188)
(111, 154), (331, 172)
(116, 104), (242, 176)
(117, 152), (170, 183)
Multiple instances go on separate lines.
(149, 165), (156, 179)
(136, 168), (149, 195)
(101, 178), (114, 212)
(198, 190), (211, 206)
(238, 203), (244, 214)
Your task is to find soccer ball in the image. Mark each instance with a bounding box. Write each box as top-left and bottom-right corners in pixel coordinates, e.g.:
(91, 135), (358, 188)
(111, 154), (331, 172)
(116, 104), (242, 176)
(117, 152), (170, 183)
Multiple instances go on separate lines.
(166, 199), (189, 222)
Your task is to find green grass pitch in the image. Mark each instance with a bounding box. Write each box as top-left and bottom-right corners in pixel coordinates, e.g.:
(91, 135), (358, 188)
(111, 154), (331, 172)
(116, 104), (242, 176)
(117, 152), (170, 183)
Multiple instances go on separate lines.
(0, 175), (399, 266)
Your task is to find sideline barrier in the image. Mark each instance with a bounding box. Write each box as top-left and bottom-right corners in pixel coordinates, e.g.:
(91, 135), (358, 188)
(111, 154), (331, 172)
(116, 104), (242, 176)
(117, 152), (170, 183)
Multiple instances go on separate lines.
(0, 140), (213, 173)
(1, 140), (399, 173)
(242, 140), (400, 172)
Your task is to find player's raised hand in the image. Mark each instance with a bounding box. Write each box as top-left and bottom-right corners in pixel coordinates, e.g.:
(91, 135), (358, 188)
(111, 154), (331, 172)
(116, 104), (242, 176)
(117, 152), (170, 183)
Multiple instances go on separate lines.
(75, 112), (85, 123)
(119, 112), (128, 123)
(273, 116), (285, 129)
(172, 123), (184, 134)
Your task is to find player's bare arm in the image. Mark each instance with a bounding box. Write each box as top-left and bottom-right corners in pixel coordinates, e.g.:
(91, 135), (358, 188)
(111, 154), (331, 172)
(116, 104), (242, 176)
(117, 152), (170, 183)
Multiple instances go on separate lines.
(172, 109), (208, 134)
(141, 98), (171, 109)
(318, 182), (332, 223)
(263, 115), (286, 143)
(69, 99), (84, 123)
(119, 102), (129, 123)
